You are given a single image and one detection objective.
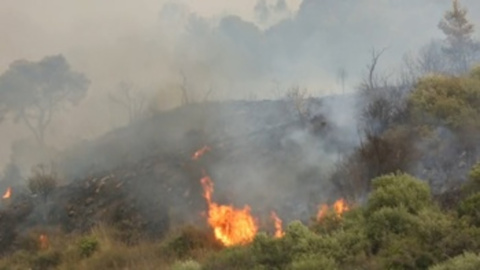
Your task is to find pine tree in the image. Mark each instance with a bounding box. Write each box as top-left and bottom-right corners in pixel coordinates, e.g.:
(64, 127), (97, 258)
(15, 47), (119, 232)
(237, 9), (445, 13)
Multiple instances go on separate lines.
(438, 0), (479, 74)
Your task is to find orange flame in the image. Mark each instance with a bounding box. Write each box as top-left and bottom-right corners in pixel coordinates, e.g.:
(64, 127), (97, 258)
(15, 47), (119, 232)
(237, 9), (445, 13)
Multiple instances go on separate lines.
(39, 234), (49, 250)
(333, 198), (349, 216)
(317, 198), (350, 220)
(192, 146), (211, 160)
(200, 175), (258, 246)
(270, 211), (285, 238)
(316, 204), (329, 220)
(2, 187), (11, 199)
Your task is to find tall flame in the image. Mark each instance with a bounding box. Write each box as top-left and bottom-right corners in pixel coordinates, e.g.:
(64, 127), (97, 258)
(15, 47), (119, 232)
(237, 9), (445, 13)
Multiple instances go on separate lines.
(192, 146), (211, 160)
(200, 175), (258, 246)
(317, 198), (350, 220)
(2, 187), (11, 199)
(39, 234), (49, 250)
(270, 211), (285, 238)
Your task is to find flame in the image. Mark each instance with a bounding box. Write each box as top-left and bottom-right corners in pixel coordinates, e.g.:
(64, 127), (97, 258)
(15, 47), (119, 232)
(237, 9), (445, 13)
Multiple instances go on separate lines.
(316, 204), (329, 220)
(39, 234), (49, 250)
(200, 175), (258, 246)
(333, 198), (349, 216)
(317, 198), (350, 220)
(270, 211), (285, 238)
(2, 187), (11, 199)
(192, 146), (211, 160)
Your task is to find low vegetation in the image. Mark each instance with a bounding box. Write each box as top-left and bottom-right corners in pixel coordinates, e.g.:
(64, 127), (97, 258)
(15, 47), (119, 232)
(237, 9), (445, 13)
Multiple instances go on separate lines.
(1, 167), (480, 269)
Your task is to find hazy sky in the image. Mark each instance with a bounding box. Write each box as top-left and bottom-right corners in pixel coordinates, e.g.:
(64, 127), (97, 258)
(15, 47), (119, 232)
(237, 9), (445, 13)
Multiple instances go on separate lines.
(1, 0), (479, 171)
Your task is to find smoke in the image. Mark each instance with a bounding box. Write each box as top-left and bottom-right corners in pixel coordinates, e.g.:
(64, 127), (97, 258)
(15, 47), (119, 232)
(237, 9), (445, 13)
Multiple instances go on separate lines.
(1, 0), (480, 226)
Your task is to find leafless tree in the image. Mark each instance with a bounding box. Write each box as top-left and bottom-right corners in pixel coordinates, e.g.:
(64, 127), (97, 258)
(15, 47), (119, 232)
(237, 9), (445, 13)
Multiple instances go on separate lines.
(109, 82), (148, 124)
(180, 71), (190, 106)
(285, 86), (309, 121)
(336, 67), (348, 94)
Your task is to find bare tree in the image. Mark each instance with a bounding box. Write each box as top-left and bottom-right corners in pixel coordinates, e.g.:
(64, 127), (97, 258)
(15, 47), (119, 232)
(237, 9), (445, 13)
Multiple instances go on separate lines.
(109, 82), (148, 124)
(336, 67), (348, 94)
(285, 86), (309, 122)
(180, 71), (190, 106)
(361, 47), (388, 92)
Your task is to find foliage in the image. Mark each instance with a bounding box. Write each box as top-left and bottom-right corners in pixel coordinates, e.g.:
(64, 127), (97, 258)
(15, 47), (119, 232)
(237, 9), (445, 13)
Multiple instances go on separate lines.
(429, 252), (480, 270)
(161, 225), (221, 260)
(171, 259), (202, 270)
(367, 172), (431, 215)
(0, 55), (89, 144)
(438, 0), (479, 74)
(458, 193), (480, 226)
(78, 236), (99, 258)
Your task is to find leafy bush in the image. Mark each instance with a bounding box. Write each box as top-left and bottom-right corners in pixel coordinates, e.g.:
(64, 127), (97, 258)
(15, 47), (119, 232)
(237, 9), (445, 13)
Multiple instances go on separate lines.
(203, 246), (257, 270)
(367, 172), (431, 215)
(30, 250), (61, 270)
(458, 193), (480, 226)
(161, 225), (220, 260)
(429, 252), (480, 270)
(171, 259), (202, 270)
(78, 236), (99, 258)
(462, 163), (480, 196)
(289, 255), (337, 270)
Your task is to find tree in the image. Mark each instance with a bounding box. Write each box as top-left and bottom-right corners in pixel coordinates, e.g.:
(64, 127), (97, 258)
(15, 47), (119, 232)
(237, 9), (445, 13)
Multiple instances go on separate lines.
(108, 81), (148, 124)
(0, 55), (89, 145)
(336, 67), (348, 94)
(438, 0), (479, 74)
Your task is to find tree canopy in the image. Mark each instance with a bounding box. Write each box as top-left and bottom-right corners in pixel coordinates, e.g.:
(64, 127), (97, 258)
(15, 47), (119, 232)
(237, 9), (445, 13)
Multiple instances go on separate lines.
(0, 55), (89, 144)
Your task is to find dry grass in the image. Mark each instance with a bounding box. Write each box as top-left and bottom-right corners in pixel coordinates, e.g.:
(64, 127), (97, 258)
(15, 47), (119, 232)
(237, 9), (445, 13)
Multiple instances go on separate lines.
(0, 224), (216, 270)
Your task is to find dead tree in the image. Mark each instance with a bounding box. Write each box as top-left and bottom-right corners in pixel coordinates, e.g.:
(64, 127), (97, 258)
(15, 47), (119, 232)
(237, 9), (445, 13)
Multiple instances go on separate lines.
(109, 82), (147, 124)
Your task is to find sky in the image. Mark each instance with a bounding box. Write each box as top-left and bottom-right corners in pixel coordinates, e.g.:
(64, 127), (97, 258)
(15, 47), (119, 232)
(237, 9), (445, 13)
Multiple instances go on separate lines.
(0, 0), (479, 172)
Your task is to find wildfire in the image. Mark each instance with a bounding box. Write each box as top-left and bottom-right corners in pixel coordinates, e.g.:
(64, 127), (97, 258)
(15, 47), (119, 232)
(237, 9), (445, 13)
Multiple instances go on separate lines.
(270, 211), (285, 238)
(39, 234), (49, 250)
(2, 187), (11, 199)
(200, 175), (258, 246)
(192, 146), (211, 160)
(317, 198), (350, 220)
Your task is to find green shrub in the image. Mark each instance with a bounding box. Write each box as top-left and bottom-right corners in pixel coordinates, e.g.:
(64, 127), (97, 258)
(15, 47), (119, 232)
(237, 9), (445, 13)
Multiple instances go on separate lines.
(78, 236), (99, 258)
(378, 236), (434, 270)
(289, 255), (338, 270)
(161, 225), (220, 260)
(367, 173), (431, 215)
(462, 163), (480, 196)
(30, 250), (61, 270)
(171, 259), (202, 270)
(251, 233), (290, 269)
(429, 252), (480, 270)
(366, 206), (419, 252)
(458, 193), (480, 226)
(203, 246), (256, 270)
